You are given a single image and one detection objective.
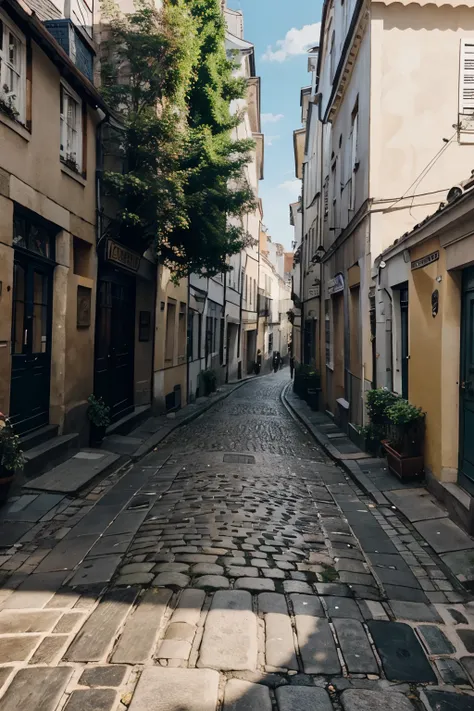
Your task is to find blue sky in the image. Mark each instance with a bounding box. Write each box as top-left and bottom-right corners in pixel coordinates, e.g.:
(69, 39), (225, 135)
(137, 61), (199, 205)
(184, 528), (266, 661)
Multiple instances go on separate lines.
(233, 0), (323, 249)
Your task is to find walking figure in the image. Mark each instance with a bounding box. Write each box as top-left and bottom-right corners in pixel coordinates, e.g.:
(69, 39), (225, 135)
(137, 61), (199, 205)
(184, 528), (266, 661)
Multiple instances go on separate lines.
(290, 354), (295, 379)
(254, 349), (262, 375)
(272, 351), (280, 374)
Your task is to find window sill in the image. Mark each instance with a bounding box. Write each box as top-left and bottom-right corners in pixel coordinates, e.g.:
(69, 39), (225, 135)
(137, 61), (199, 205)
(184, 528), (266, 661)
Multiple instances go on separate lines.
(0, 112), (30, 141)
(61, 162), (86, 186)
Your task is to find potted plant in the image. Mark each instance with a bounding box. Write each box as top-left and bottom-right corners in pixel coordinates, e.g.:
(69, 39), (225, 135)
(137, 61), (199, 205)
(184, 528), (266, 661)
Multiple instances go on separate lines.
(87, 395), (111, 446)
(0, 413), (24, 504)
(382, 398), (425, 480)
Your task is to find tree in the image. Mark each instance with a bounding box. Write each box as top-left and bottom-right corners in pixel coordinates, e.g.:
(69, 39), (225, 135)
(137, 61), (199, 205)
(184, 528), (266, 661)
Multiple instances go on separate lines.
(101, 0), (256, 280)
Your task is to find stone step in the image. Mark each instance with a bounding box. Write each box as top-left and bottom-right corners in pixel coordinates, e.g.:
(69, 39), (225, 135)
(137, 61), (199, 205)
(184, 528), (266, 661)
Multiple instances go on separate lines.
(27, 449), (121, 494)
(106, 405), (151, 437)
(23, 433), (80, 480)
(20, 424), (58, 452)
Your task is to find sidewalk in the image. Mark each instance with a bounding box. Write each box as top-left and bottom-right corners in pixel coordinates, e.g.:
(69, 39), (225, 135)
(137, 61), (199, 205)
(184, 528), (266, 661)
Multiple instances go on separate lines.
(283, 384), (474, 596)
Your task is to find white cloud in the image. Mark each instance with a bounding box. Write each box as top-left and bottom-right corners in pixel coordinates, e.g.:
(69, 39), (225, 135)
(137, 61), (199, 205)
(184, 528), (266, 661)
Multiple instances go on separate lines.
(278, 179), (301, 200)
(261, 113), (284, 125)
(265, 135), (280, 147)
(262, 23), (320, 63)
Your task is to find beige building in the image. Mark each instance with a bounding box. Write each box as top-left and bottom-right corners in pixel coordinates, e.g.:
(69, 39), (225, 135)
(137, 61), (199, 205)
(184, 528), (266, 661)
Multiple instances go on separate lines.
(310, 0), (474, 431)
(0, 0), (107, 445)
(375, 175), (474, 534)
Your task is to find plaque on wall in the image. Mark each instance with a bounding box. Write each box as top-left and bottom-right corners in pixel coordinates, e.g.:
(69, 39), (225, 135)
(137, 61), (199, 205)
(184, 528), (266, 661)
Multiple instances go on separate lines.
(77, 285), (91, 327)
(139, 311), (151, 342)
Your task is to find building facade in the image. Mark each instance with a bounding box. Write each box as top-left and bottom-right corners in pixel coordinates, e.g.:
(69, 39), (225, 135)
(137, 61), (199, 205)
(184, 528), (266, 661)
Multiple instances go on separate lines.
(375, 176), (474, 533)
(0, 0), (105, 444)
(292, 0), (474, 436)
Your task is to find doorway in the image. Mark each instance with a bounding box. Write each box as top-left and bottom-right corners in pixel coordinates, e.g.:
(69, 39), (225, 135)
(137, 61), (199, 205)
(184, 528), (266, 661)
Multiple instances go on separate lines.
(459, 267), (474, 494)
(95, 268), (136, 422)
(400, 286), (409, 400)
(10, 255), (53, 434)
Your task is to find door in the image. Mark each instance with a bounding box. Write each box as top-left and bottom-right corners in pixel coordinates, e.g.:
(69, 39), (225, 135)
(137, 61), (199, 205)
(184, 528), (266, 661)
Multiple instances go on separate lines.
(400, 287), (409, 400)
(10, 256), (53, 434)
(95, 271), (135, 422)
(459, 269), (474, 494)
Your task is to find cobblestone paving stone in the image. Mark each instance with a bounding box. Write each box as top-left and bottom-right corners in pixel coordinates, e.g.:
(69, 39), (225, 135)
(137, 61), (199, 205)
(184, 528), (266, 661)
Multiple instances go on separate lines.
(0, 373), (472, 709)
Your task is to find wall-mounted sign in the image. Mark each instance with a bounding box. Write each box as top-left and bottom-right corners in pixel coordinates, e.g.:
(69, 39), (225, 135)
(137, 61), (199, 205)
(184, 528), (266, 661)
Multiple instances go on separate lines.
(411, 250), (439, 271)
(77, 285), (91, 328)
(308, 285), (320, 298)
(328, 273), (344, 295)
(106, 239), (141, 273)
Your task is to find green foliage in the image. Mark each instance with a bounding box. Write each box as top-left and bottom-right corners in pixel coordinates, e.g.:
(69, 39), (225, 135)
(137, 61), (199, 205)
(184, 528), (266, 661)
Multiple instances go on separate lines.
(386, 399), (424, 426)
(87, 395), (111, 428)
(201, 368), (217, 395)
(0, 413), (24, 472)
(101, 0), (256, 279)
(366, 388), (398, 425)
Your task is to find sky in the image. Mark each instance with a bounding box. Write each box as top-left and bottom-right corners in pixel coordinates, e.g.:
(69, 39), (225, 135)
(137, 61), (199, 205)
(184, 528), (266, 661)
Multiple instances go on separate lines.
(232, 0), (323, 249)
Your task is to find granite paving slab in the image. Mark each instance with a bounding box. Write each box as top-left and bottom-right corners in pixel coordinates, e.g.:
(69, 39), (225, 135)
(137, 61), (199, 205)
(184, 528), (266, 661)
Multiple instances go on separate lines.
(67, 555), (123, 587)
(36, 535), (98, 573)
(0, 521), (33, 547)
(413, 518), (474, 554)
(440, 549), (474, 583)
(424, 690), (474, 711)
(128, 668), (219, 711)
(1, 571), (68, 608)
(113, 588), (172, 664)
(63, 689), (117, 711)
(0, 666), (73, 711)
(368, 620), (436, 682)
(1, 494), (64, 522)
(385, 489), (448, 522)
(79, 666), (128, 687)
(223, 679), (272, 711)
(0, 636), (41, 663)
(0, 610), (60, 633)
(64, 587), (138, 662)
(198, 591), (257, 671)
(294, 615), (341, 674)
(417, 625), (456, 655)
(28, 450), (120, 494)
(275, 686), (334, 711)
(333, 618), (378, 673)
(341, 689), (416, 711)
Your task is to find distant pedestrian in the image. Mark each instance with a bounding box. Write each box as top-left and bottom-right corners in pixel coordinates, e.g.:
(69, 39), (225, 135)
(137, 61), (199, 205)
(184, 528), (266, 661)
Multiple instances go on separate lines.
(272, 351), (280, 373)
(290, 355), (295, 379)
(254, 349), (262, 375)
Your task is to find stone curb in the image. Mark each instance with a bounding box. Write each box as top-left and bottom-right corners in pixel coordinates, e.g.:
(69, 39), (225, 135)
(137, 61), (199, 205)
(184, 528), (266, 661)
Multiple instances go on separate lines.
(130, 377), (256, 462)
(280, 383), (389, 506)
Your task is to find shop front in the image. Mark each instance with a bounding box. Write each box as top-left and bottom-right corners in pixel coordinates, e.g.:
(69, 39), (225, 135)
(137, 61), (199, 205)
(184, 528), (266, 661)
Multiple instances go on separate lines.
(95, 239), (155, 423)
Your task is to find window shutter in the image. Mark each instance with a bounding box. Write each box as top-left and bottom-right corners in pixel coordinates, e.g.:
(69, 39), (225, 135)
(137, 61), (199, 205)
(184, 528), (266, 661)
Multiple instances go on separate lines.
(459, 39), (474, 118)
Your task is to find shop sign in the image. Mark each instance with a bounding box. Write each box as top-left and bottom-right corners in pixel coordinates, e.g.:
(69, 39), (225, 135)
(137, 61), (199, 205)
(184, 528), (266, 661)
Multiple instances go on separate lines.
(411, 250), (439, 271)
(328, 273), (344, 295)
(106, 239), (141, 273)
(308, 285), (320, 298)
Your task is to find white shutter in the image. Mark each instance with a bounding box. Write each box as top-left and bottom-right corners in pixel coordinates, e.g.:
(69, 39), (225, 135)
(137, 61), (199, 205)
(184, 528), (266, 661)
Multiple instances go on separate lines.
(459, 39), (474, 118)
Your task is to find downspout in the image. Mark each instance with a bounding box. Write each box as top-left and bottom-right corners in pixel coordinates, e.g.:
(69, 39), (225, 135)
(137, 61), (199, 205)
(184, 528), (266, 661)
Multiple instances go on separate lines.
(300, 163), (305, 365)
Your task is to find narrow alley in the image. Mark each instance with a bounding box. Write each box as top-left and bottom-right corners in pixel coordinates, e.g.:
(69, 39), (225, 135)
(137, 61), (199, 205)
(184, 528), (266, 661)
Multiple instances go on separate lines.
(0, 372), (470, 710)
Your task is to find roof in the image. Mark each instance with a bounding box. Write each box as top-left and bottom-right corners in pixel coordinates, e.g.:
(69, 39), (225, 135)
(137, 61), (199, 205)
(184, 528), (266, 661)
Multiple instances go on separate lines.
(22, 0), (60, 21)
(380, 172), (474, 259)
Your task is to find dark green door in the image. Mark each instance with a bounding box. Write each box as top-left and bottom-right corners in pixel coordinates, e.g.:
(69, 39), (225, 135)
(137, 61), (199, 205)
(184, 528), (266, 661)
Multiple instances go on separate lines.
(459, 268), (474, 495)
(10, 256), (53, 435)
(400, 287), (409, 400)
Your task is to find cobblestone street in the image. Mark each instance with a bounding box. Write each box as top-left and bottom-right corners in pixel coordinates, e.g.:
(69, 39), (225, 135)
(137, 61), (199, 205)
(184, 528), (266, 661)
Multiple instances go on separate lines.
(0, 372), (472, 710)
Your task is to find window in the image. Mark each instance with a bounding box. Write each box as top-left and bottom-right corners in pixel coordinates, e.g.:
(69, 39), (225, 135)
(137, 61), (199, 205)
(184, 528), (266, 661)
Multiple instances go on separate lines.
(268, 332), (273, 354)
(349, 100), (359, 210)
(178, 302), (186, 359)
(0, 13), (26, 123)
(205, 315), (213, 359)
(187, 310), (194, 360)
(60, 83), (83, 172)
(165, 301), (176, 361)
(459, 39), (474, 140)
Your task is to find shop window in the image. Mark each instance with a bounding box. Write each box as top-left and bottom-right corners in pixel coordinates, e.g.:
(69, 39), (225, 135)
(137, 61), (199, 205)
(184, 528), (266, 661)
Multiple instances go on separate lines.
(165, 301), (176, 362)
(13, 212), (55, 259)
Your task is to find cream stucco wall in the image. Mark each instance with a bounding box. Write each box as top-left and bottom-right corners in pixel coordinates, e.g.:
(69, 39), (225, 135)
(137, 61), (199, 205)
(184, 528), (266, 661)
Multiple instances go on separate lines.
(370, 4), (474, 259)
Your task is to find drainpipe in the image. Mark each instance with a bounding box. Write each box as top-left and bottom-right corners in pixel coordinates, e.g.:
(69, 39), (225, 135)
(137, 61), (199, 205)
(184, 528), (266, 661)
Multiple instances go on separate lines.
(300, 163), (305, 365)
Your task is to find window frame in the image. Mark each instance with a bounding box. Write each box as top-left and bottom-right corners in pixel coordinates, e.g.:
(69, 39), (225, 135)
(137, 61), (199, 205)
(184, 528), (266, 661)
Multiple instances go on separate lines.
(0, 11), (27, 124)
(60, 80), (83, 173)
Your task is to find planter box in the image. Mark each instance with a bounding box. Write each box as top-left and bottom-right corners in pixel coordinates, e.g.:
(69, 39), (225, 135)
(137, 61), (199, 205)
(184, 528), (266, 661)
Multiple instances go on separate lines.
(306, 388), (321, 411)
(383, 440), (424, 481)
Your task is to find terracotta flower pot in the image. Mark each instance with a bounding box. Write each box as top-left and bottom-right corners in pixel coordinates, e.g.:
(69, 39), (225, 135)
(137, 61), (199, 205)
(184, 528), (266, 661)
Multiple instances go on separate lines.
(382, 440), (424, 481)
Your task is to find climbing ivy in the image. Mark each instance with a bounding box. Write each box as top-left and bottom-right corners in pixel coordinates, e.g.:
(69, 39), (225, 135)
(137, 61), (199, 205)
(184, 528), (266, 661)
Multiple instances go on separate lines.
(101, 0), (256, 279)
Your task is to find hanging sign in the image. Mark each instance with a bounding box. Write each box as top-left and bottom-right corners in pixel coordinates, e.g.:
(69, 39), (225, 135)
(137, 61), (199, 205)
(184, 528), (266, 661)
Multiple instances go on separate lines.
(106, 239), (141, 273)
(328, 273), (344, 295)
(411, 250), (439, 271)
